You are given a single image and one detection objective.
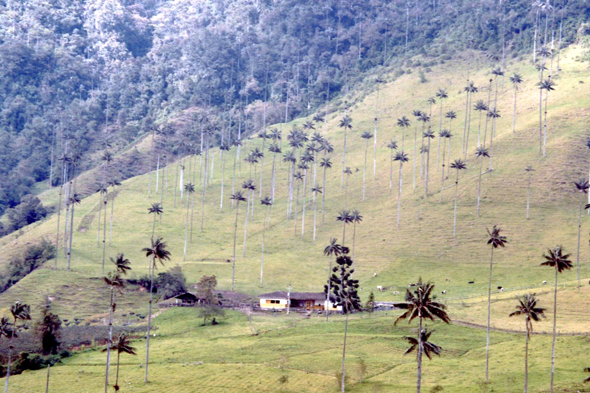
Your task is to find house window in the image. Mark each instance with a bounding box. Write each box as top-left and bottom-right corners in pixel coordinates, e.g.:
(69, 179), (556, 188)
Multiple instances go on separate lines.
(266, 299), (280, 304)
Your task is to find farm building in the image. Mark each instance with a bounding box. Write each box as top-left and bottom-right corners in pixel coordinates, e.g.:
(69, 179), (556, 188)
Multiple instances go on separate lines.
(258, 291), (339, 311)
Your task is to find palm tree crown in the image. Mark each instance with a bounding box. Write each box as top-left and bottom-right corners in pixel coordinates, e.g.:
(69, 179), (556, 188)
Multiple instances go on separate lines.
(541, 246), (573, 273)
(487, 225), (508, 249)
(509, 294), (546, 331)
(394, 279), (451, 325)
(404, 329), (442, 360)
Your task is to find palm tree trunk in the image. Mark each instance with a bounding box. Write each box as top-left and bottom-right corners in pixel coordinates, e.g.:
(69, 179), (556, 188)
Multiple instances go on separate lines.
(144, 259), (154, 383)
(232, 202), (240, 291)
(477, 158), (484, 217)
(259, 141), (265, 197)
(512, 88), (518, 133)
(539, 69), (544, 155)
(105, 288), (114, 393)
(220, 150), (225, 211)
(373, 117), (378, 180)
(174, 161), (179, 207)
(55, 183), (64, 268)
(352, 222), (357, 261)
(489, 118), (496, 171)
(294, 182), (300, 236)
(325, 258), (333, 322)
(576, 193), (583, 287)
(397, 162), (403, 228)
(4, 348), (11, 393)
(155, 155), (160, 193)
(413, 124), (418, 192)
(416, 318), (424, 393)
(45, 364), (50, 393)
(485, 246), (494, 383)
(201, 135), (209, 232)
(108, 191), (115, 246)
(102, 195), (108, 274)
(462, 88), (470, 156)
(390, 150), (394, 194)
(322, 165), (328, 224)
(543, 89), (549, 157)
(363, 140), (368, 201)
(440, 139), (446, 202)
(271, 153), (277, 202)
(67, 198), (76, 271)
(232, 150), (237, 207)
(524, 323), (530, 393)
(477, 110), (483, 148)
(438, 102), (443, 167)
(115, 352), (121, 391)
(453, 170), (459, 240)
(260, 206), (268, 288)
(183, 191), (191, 260)
(550, 267), (558, 393)
(301, 171), (308, 238)
(96, 191), (102, 247)
(425, 138), (431, 196)
(527, 172), (531, 220)
(340, 313), (349, 393)
(243, 192), (250, 256)
(464, 91), (473, 160)
(313, 191), (318, 242)
(483, 81), (492, 149)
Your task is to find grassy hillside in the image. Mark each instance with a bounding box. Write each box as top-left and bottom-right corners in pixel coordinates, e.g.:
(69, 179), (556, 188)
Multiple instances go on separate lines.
(1, 44), (590, 392)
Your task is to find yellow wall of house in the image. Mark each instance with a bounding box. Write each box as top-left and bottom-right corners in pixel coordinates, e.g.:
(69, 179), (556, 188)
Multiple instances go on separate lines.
(260, 299), (287, 308)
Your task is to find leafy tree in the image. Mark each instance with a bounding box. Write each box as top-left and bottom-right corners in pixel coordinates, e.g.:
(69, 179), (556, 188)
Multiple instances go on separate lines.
(365, 291), (375, 314)
(541, 246), (572, 393)
(141, 237), (171, 383)
(35, 297), (62, 356)
(324, 248), (361, 393)
(230, 191), (247, 291)
(450, 159), (467, 240)
(196, 275), (224, 325)
(395, 279), (450, 393)
(509, 294), (545, 393)
(4, 195), (48, 234)
(323, 238), (344, 322)
(574, 179), (589, 287)
(484, 225), (507, 383)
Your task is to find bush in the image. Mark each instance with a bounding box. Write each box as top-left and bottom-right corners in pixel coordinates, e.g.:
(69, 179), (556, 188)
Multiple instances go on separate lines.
(0, 240), (55, 294)
(3, 195), (48, 235)
(419, 70), (428, 83)
(130, 266), (186, 299)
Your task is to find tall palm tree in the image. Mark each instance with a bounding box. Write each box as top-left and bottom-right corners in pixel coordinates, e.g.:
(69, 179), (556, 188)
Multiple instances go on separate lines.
(397, 116), (411, 151)
(350, 210), (363, 261)
(141, 237), (171, 383)
(311, 185), (322, 242)
(474, 100), (489, 148)
(258, 132), (269, 197)
(293, 172), (304, 235)
(451, 159), (467, 240)
(337, 210), (353, 246)
(403, 329), (442, 390)
(66, 193), (81, 271)
(103, 333), (136, 392)
(107, 178), (121, 246)
(242, 180), (256, 256)
(541, 246), (573, 393)
(4, 302), (31, 393)
(509, 294), (545, 393)
(486, 109), (501, 170)
(444, 111), (457, 176)
(463, 82), (477, 158)
(269, 143), (282, 202)
(260, 196), (272, 288)
(103, 266), (127, 393)
(574, 179), (590, 287)
(539, 78), (556, 157)
(435, 88), (448, 166)
(417, 113), (431, 182)
(411, 110), (423, 191)
(339, 114), (353, 187)
(324, 248), (361, 393)
(323, 238), (344, 322)
(395, 279), (451, 393)
(395, 151), (409, 228)
(423, 129), (435, 196)
(509, 73), (524, 133)
(525, 166), (535, 219)
(476, 147), (490, 217)
(491, 66), (504, 111)
(147, 203), (163, 239)
(387, 140), (399, 193)
(320, 157), (332, 224)
(361, 131), (373, 201)
(219, 142), (231, 211)
(343, 167), (353, 209)
(183, 182), (195, 260)
(484, 226), (508, 383)
(283, 150), (297, 218)
(96, 183), (107, 247)
(230, 191), (247, 291)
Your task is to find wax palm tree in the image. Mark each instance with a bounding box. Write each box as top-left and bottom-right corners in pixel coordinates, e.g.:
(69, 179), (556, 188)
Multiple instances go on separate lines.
(444, 111), (457, 176)
(313, 114), (325, 124)
(269, 143), (282, 202)
(324, 248), (362, 393)
(300, 152), (314, 237)
(403, 329), (442, 389)
(397, 116), (411, 150)
(292, 171), (304, 235)
(183, 183), (195, 260)
(574, 179), (590, 287)
(439, 130), (451, 202)
(435, 88), (448, 166)
(311, 185), (322, 242)
(103, 333), (136, 392)
(219, 142), (231, 211)
(361, 131), (373, 201)
(320, 157), (332, 224)
(411, 110), (423, 191)
(66, 193), (81, 271)
(258, 132), (269, 197)
(343, 166), (353, 208)
(106, 178), (121, 246)
(147, 203), (163, 239)
(524, 166), (535, 219)
(349, 209), (363, 261)
(510, 73), (524, 133)
(323, 238), (344, 321)
(103, 268), (126, 393)
(463, 82), (478, 158)
(491, 66), (504, 109)
(509, 294), (545, 393)
(474, 100), (488, 148)
(387, 140), (399, 193)
(97, 183), (107, 248)
(395, 279), (451, 393)
(476, 147), (490, 217)
(230, 191), (247, 291)
(141, 237), (171, 383)
(541, 246), (572, 393)
(394, 151), (409, 228)
(283, 150), (297, 217)
(417, 113), (431, 182)
(259, 196), (272, 287)
(337, 210), (353, 246)
(539, 78), (556, 156)
(4, 302), (31, 393)
(486, 109), (501, 170)
(423, 129), (435, 196)
(451, 159), (467, 240)
(483, 226), (508, 382)
(339, 115), (353, 187)
(242, 180), (256, 256)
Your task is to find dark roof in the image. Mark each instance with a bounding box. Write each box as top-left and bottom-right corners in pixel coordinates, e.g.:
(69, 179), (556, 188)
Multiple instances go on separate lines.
(175, 292), (198, 300)
(258, 291), (326, 301)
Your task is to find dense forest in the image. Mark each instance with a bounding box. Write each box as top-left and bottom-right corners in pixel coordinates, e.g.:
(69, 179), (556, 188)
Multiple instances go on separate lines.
(0, 0), (588, 229)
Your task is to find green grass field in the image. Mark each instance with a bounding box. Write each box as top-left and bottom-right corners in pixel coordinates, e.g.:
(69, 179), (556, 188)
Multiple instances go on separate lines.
(2, 45), (590, 392)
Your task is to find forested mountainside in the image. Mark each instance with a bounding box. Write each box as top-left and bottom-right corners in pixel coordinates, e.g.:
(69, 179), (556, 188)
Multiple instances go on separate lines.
(0, 0), (588, 227)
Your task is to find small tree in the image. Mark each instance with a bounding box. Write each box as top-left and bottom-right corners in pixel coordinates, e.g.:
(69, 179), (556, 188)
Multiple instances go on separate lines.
(196, 275), (224, 325)
(365, 291), (375, 315)
(324, 248), (362, 393)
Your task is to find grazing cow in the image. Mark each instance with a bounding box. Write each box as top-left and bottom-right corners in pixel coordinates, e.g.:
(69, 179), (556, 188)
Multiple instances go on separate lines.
(542, 281), (547, 285)
(441, 290), (446, 294)
(445, 279), (451, 282)
(409, 283), (416, 287)
(373, 273), (378, 277)
(377, 285), (383, 292)
(393, 291), (399, 295)
(497, 286), (504, 292)
(468, 281), (474, 284)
